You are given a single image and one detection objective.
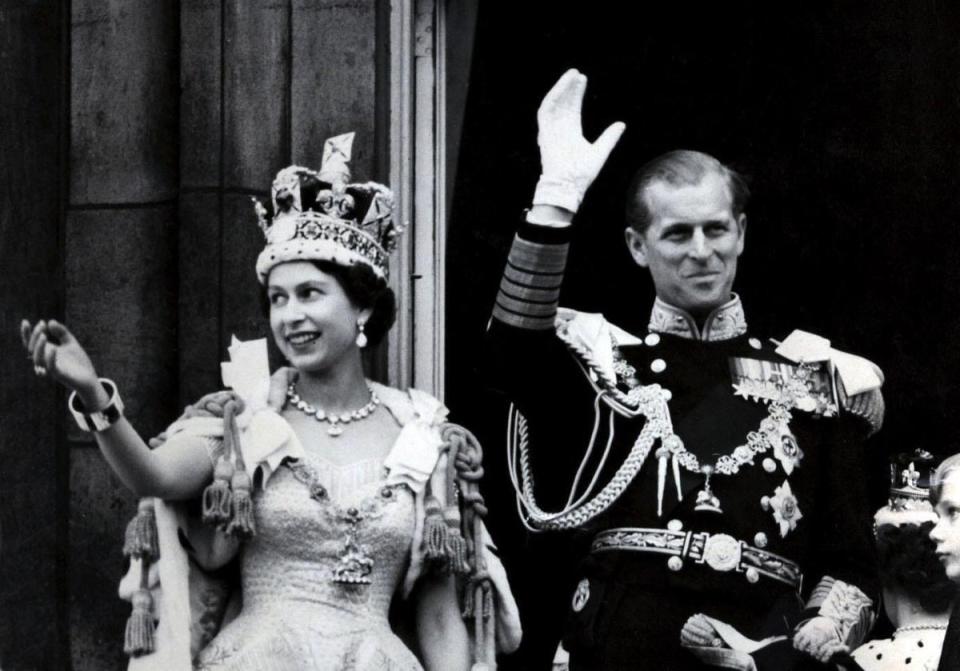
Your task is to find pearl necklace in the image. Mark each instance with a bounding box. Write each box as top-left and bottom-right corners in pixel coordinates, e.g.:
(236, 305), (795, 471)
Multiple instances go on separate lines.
(894, 623), (949, 634)
(287, 383), (381, 437)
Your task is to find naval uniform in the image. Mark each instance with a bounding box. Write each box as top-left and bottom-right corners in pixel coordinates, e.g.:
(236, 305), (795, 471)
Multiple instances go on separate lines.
(485, 220), (885, 671)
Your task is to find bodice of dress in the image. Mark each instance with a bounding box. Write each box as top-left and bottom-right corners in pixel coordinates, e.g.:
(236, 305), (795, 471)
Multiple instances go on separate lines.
(196, 450), (423, 670)
(242, 453), (416, 625)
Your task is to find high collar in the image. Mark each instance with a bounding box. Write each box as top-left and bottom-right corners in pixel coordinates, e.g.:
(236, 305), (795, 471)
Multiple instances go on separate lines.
(648, 294), (747, 342)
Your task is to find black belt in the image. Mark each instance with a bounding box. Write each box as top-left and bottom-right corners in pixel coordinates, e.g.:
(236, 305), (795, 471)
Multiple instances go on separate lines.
(591, 527), (802, 590)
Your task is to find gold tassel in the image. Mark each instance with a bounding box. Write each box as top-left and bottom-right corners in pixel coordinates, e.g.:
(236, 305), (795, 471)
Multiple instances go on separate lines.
(446, 526), (471, 575)
(123, 499), (159, 561)
(123, 568), (156, 657)
(202, 457), (234, 526)
(423, 497), (449, 565)
(226, 469), (256, 539)
(223, 401), (255, 539)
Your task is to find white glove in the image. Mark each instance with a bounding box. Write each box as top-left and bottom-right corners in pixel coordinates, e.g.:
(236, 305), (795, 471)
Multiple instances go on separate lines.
(533, 69), (626, 213)
(793, 616), (849, 664)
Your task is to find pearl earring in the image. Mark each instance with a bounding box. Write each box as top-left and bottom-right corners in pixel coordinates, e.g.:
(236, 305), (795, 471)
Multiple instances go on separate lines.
(356, 320), (368, 348)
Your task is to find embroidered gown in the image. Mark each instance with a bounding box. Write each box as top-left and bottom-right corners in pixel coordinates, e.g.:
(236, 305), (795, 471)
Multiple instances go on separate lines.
(195, 455), (423, 670)
(123, 383), (521, 671)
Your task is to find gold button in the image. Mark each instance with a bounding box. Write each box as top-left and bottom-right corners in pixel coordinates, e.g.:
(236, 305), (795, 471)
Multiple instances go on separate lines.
(645, 333), (661, 346)
(650, 359), (667, 374)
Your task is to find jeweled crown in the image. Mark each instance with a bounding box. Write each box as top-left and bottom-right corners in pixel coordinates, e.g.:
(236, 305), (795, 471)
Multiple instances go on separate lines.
(875, 449), (937, 528)
(254, 132), (401, 282)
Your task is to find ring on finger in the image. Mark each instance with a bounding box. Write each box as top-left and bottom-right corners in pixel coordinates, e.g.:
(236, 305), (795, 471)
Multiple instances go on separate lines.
(34, 365), (46, 376)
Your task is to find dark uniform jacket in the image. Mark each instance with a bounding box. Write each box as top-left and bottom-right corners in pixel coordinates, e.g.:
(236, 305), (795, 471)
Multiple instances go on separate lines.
(485, 220), (885, 671)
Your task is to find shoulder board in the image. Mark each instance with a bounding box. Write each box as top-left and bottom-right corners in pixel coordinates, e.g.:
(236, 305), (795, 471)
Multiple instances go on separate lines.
(775, 329), (883, 395)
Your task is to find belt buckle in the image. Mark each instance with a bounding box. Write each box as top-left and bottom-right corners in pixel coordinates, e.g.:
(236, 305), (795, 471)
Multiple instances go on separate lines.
(700, 533), (742, 572)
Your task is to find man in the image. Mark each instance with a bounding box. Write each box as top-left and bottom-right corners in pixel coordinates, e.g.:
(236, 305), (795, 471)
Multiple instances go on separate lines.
(929, 454), (960, 671)
(485, 69), (885, 670)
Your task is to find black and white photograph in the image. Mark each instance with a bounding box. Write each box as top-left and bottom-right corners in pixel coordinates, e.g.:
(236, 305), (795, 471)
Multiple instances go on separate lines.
(3, 2), (960, 670)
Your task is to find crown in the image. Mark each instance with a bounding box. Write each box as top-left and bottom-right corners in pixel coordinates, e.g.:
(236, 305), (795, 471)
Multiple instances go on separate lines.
(253, 132), (401, 282)
(875, 449), (937, 528)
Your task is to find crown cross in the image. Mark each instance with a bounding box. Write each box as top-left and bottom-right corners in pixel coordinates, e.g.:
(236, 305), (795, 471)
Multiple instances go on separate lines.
(901, 462), (920, 489)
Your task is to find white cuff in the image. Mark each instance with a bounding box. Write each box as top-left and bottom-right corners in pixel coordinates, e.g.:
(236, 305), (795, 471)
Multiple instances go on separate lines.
(532, 176), (582, 213)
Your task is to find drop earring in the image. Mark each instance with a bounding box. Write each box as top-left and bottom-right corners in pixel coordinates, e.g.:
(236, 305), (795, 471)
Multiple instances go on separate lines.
(356, 320), (368, 348)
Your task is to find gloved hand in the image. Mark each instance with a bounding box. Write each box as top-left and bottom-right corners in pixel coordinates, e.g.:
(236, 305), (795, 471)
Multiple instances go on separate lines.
(793, 616), (849, 664)
(680, 613), (724, 649)
(533, 68), (626, 214)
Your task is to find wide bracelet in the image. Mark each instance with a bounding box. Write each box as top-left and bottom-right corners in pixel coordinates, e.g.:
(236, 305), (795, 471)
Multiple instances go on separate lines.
(68, 378), (124, 432)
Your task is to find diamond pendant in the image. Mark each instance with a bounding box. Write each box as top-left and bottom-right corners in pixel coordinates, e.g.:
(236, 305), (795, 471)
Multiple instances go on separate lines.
(331, 545), (374, 585)
(327, 424), (344, 437)
(331, 518), (373, 585)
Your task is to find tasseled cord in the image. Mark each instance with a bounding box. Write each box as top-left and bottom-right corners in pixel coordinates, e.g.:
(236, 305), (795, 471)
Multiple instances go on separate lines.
(122, 498), (160, 657)
(200, 400), (256, 538)
(123, 499), (159, 560)
(224, 400), (256, 539)
(202, 442), (235, 527)
(439, 423), (497, 669)
(124, 565), (156, 656)
(423, 496), (449, 563)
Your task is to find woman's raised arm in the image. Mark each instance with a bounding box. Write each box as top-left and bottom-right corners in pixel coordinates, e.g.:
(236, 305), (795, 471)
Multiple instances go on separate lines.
(21, 318), (213, 499)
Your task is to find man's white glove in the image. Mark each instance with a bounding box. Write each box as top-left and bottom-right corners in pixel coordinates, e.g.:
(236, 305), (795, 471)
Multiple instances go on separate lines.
(533, 68), (626, 214)
(793, 616), (849, 664)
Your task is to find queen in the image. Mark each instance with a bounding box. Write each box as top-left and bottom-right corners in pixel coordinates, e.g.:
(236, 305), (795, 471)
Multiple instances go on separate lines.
(21, 133), (520, 670)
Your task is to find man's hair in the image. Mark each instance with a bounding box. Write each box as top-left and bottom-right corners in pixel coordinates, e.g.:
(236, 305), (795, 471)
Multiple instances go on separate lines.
(624, 149), (750, 233)
(931, 453), (960, 505)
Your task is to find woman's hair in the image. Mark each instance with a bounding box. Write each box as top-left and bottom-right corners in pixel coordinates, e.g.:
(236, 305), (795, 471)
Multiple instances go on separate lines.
(260, 260), (397, 347)
(876, 521), (957, 614)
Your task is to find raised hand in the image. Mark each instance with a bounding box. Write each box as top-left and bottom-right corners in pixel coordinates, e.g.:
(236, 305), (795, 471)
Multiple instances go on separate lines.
(533, 68), (626, 214)
(21, 319), (100, 395)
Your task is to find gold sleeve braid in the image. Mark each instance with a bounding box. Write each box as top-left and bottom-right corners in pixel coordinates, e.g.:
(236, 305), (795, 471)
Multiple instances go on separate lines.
(492, 233), (569, 330)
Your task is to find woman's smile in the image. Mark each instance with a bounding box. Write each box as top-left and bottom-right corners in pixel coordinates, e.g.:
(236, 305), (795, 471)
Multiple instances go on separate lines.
(286, 331), (321, 347)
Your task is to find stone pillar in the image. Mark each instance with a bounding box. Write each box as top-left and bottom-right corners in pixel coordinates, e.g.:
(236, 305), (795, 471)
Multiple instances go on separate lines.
(67, 1), (179, 667)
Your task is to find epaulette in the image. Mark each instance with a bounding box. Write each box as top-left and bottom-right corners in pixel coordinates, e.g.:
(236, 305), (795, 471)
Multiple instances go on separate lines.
(775, 329), (885, 435)
(554, 308), (643, 398)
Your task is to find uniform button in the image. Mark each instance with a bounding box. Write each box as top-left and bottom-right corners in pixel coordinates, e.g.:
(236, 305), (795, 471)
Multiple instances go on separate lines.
(763, 458), (777, 473)
(749, 337), (762, 350)
(645, 333), (661, 347)
(662, 389), (673, 401)
(760, 496), (771, 511)
(745, 567), (760, 583)
(667, 519), (683, 531)
(651, 359), (667, 373)
(754, 532), (768, 548)
(667, 556), (683, 571)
